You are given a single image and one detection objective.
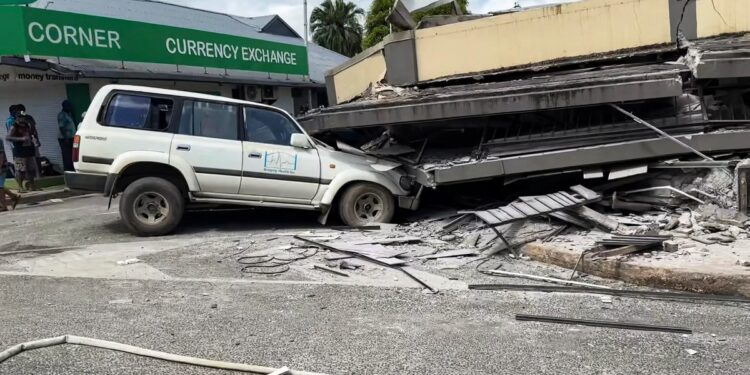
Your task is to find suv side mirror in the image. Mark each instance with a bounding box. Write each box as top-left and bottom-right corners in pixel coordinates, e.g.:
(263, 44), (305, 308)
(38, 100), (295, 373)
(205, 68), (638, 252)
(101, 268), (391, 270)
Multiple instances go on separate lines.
(290, 133), (311, 149)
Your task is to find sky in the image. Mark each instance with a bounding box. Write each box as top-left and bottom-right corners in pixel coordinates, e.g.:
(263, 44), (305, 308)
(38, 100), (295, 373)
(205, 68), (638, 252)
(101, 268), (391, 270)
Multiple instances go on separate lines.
(162, 0), (576, 38)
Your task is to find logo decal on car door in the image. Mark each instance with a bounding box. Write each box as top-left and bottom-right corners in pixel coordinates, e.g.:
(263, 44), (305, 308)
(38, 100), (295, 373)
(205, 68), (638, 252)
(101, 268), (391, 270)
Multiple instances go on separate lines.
(263, 151), (298, 174)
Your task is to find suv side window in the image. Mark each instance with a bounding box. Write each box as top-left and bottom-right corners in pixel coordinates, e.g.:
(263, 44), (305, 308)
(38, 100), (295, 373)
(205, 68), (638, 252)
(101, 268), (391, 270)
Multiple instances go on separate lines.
(179, 100), (239, 140)
(244, 107), (301, 146)
(103, 94), (173, 130)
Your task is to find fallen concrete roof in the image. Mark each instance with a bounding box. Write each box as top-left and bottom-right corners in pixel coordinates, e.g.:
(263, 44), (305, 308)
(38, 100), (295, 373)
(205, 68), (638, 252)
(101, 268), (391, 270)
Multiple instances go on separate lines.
(299, 63), (688, 133)
(416, 130), (750, 186)
(691, 34), (750, 79)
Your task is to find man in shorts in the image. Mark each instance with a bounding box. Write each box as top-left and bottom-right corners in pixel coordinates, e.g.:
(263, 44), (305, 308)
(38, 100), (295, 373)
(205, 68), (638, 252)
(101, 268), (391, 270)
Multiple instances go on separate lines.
(6, 114), (37, 192)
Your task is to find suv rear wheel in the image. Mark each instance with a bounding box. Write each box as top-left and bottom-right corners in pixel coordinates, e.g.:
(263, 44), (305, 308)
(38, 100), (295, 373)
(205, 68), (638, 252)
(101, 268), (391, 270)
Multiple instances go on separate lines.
(119, 177), (185, 236)
(338, 182), (395, 226)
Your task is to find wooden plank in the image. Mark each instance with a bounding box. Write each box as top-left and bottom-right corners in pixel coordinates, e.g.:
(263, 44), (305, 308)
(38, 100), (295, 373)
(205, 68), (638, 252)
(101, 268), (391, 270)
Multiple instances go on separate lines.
(569, 185), (599, 200)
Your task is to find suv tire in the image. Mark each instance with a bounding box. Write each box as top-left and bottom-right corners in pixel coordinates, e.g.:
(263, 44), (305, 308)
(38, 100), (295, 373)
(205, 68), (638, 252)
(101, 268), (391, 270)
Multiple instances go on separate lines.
(338, 182), (395, 226)
(119, 177), (185, 236)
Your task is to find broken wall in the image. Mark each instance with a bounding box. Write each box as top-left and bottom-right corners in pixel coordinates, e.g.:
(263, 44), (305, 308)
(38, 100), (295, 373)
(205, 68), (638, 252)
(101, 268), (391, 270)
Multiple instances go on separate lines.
(327, 49), (387, 107)
(325, 0), (750, 105)
(414, 0), (673, 82)
(696, 0), (750, 38)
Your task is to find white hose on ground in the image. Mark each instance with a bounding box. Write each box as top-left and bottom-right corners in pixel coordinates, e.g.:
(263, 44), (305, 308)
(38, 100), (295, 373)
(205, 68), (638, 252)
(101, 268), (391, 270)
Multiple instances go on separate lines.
(0, 335), (328, 375)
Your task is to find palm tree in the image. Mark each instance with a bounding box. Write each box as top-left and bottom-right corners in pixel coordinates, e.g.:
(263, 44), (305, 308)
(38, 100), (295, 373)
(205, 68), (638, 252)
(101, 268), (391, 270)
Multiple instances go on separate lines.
(310, 0), (364, 57)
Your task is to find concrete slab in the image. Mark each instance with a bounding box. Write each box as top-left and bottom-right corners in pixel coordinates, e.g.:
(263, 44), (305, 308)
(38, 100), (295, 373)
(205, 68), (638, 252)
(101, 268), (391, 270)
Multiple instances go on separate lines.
(0, 239), (206, 280)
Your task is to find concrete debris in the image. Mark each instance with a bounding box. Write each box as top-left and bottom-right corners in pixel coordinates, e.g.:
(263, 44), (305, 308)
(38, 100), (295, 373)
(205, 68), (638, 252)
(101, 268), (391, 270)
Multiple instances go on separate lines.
(461, 232), (480, 247)
(116, 258), (142, 265)
(339, 260), (363, 270)
(662, 240), (679, 252)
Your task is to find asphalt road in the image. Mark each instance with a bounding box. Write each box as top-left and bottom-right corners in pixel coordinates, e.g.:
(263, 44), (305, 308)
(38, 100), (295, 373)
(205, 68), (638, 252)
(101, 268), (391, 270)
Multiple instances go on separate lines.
(1, 197), (750, 374)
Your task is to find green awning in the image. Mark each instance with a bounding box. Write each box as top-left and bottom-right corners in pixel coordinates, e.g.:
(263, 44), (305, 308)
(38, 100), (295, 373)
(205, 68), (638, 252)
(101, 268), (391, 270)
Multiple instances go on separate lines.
(0, 6), (309, 76)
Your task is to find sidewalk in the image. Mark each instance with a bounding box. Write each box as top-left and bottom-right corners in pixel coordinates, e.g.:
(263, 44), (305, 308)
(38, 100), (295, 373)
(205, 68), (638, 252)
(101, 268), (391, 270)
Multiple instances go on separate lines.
(521, 233), (750, 297)
(5, 176), (87, 206)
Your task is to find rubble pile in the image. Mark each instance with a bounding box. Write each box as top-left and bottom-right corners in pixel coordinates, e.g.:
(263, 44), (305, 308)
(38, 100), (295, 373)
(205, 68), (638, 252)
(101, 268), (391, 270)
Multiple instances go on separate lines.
(221, 157), (750, 295)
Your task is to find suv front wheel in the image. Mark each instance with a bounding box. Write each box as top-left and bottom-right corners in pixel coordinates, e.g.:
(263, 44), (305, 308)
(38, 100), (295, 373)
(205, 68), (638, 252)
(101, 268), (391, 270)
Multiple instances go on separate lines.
(338, 182), (395, 226)
(119, 177), (185, 236)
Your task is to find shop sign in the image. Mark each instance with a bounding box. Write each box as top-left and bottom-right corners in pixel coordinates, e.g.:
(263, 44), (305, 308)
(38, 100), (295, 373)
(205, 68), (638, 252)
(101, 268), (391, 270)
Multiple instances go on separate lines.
(0, 66), (79, 83)
(0, 6), (309, 75)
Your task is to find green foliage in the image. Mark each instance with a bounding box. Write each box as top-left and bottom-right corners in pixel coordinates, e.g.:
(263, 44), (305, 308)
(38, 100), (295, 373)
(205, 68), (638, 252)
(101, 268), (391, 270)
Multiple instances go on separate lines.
(310, 0), (365, 57)
(363, 0), (469, 49)
(414, 0), (469, 23)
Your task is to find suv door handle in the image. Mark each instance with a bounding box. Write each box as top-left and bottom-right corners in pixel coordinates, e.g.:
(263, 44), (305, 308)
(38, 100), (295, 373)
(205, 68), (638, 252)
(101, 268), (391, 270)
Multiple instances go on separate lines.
(176, 144), (191, 151)
(248, 152), (262, 158)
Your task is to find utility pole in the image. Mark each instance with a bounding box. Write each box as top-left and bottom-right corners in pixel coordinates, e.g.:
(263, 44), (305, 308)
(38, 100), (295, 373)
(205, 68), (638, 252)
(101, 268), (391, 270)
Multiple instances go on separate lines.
(303, 0), (308, 46)
(303, 0), (313, 110)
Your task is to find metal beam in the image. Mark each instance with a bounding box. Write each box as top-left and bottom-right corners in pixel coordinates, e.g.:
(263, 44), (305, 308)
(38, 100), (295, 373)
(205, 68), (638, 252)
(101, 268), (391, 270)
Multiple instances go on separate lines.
(468, 284), (750, 304)
(608, 104), (713, 161)
(515, 314), (692, 334)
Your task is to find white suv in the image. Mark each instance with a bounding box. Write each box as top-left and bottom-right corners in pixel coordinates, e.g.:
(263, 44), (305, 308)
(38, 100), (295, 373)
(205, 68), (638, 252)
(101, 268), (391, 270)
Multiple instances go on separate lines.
(65, 85), (418, 236)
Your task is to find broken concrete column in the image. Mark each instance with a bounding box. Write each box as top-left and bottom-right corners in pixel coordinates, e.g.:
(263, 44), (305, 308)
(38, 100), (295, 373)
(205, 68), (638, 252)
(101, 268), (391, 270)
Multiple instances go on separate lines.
(736, 159), (750, 214)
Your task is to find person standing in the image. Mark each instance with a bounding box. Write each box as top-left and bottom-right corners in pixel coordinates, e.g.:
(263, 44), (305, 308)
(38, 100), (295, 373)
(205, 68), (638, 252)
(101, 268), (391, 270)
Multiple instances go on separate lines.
(6, 114), (37, 192)
(5, 105), (17, 132)
(57, 100), (77, 171)
(0, 139), (20, 211)
(5, 105), (22, 188)
(15, 104), (42, 179)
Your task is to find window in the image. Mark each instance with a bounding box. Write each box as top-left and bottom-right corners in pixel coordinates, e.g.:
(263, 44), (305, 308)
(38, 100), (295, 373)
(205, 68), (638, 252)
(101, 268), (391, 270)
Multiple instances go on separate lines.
(103, 94), (173, 130)
(179, 100), (239, 140)
(244, 107), (301, 146)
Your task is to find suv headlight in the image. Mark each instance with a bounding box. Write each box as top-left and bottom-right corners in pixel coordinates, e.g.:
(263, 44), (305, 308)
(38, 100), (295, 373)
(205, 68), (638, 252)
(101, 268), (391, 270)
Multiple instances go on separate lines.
(399, 175), (416, 191)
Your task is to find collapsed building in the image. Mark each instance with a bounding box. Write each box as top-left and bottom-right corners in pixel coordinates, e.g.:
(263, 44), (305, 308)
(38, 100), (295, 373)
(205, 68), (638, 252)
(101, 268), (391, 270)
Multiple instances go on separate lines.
(299, 0), (750, 212)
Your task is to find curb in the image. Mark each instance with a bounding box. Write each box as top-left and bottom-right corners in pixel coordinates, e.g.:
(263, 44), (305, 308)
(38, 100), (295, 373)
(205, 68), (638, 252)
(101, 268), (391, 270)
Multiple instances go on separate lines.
(17, 188), (87, 205)
(522, 242), (750, 297)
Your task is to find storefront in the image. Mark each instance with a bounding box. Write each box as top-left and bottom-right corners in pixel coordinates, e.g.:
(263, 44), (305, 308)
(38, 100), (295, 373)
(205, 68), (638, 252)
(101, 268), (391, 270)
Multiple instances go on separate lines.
(0, 0), (346, 170)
